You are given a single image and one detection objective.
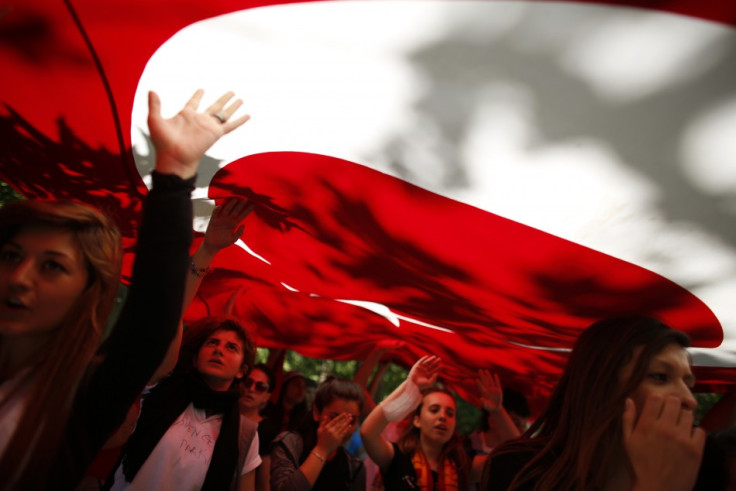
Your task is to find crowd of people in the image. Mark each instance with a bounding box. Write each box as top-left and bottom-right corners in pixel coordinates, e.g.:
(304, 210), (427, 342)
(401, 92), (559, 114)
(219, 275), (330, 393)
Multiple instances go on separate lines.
(0, 90), (734, 490)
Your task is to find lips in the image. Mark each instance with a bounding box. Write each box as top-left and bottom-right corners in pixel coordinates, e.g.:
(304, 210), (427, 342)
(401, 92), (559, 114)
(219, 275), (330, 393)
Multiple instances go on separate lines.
(208, 358), (224, 366)
(434, 424), (448, 432)
(4, 297), (28, 310)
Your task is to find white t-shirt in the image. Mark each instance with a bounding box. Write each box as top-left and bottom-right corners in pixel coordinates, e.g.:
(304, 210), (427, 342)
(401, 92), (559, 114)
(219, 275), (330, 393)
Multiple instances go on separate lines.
(109, 402), (261, 491)
(0, 368), (33, 461)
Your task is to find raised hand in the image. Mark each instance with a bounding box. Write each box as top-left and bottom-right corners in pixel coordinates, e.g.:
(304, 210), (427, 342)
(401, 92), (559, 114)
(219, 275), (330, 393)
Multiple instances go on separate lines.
(408, 355), (441, 389)
(478, 369), (503, 412)
(148, 89), (250, 179)
(623, 393), (705, 491)
(203, 198), (254, 255)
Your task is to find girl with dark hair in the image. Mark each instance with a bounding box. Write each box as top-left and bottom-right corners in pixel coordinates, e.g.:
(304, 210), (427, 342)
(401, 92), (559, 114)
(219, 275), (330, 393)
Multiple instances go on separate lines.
(0, 89), (248, 489)
(482, 315), (706, 491)
(108, 316), (260, 490)
(242, 363), (275, 491)
(361, 357), (518, 490)
(242, 363), (276, 423)
(270, 376), (366, 490)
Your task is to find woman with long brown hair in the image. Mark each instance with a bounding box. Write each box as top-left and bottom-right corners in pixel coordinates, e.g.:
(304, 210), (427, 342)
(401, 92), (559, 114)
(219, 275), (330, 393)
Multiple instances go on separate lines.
(0, 89), (249, 488)
(361, 357), (519, 490)
(482, 315), (706, 491)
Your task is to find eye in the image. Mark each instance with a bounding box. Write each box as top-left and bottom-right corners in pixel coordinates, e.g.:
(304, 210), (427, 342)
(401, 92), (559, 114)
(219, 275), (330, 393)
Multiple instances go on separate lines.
(647, 372), (667, 382)
(205, 339), (218, 346)
(446, 410), (455, 418)
(226, 343), (240, 352)
(42, 260), (68, 273)
(0, 248), (21, 263)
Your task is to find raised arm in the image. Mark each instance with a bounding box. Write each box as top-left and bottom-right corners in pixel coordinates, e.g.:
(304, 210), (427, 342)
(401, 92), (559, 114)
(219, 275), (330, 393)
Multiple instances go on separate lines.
(360, 356), (440, 470)
(151, 198), (253, 382)
(86, 90), (249, 440)
(471, 370), (521, 481)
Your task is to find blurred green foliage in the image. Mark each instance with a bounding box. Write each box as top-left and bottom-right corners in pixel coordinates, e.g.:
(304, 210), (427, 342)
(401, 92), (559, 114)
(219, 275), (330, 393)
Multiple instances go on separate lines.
(0, 180), (23, 207)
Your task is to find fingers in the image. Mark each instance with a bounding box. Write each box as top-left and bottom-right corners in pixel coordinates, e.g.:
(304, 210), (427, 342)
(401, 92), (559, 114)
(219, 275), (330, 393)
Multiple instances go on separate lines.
(216, 198), (253, 220)
(321, 413), (354, 441)
(184, 88), (205, 111)
(204, 91), (251, 133)
(206, 91), (236, 114)
(223, 113), (251, 134)
(147, 91), (162, 122)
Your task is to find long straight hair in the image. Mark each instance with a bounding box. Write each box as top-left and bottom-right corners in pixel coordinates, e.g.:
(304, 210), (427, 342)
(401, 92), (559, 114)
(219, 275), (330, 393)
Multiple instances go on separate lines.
(485, 315), (691, 491)
(398, 387), (470, 490)
(0, 200), (122, 487)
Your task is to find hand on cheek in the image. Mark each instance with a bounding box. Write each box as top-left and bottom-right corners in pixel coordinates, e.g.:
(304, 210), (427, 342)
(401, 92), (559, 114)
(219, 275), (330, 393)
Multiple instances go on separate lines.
(623, 393), (705, 491)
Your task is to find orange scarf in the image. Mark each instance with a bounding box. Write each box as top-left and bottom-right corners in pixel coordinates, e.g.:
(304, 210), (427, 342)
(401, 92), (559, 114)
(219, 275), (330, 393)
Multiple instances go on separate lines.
(411, 447), (459, 490)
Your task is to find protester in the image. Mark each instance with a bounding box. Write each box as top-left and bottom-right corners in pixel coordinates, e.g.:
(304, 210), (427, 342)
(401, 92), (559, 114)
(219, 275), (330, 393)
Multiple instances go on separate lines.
(0, 89), (248, 488)
(361, 356), (517, 489)
(270, 376), (366, 490)
(259, 370), (310, 458)
(108, 316), (260, 490)
(481, 315), (705, 491)
(241, 363), (276, 491)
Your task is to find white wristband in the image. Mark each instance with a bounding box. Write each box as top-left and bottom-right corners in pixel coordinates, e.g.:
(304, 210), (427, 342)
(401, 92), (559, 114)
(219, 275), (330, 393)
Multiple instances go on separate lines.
(380, 379), (422, 422)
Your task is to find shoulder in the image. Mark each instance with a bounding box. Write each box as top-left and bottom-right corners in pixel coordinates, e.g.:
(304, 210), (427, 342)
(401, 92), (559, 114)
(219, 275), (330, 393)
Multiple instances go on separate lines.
(272, 431), (304, 461)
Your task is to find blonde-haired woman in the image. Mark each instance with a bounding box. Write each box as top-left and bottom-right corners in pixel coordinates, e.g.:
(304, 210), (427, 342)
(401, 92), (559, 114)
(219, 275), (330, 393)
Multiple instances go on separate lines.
(0, 89), (248, 488)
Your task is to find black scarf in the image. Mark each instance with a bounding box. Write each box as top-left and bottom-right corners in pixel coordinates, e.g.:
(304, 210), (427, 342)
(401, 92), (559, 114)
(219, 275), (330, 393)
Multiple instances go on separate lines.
(119, 372), (240, 490)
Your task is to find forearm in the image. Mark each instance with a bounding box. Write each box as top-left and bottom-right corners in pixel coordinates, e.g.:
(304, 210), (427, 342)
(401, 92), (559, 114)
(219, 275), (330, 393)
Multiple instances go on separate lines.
(91, 172), (194, 412)
(360, 405), (394, 470)
(297, 445), (332, 487)
(487, 407), (521, 442)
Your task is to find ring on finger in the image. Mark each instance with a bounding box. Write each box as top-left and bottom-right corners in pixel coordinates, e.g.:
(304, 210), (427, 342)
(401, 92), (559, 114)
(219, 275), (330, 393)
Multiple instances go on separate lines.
(212, 112), (227, 124)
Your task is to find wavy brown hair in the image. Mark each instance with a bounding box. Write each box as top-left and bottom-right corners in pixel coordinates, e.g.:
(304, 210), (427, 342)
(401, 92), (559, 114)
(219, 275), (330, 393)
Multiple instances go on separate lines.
(398, 387), (470, 490)
(483, 315), (691, 490)
(0, 199), (122, 485)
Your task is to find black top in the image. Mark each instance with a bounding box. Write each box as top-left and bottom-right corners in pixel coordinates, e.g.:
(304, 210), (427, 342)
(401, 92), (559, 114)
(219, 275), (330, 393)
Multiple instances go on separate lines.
(50, 172), (194, 488)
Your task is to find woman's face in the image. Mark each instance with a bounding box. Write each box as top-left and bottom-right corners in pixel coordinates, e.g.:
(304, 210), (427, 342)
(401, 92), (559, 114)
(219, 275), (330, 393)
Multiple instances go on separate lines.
(195, 329), (246, 390)
(413, 391), (457, 445)
(0, 226), (88, 339)
(242, 368), (272, 411)
(625, 343), (698, 414)
(283, 376), (307, 406)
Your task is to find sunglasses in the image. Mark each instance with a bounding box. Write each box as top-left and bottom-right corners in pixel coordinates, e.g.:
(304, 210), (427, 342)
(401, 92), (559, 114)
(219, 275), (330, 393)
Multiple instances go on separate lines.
(243, 378), (270, 393)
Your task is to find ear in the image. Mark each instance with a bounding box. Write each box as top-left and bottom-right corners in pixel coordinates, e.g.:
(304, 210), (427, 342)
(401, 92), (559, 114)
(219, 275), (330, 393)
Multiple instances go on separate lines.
(313, 405), (321, 422)
(235, 364), (248, 381)
(413, 414), (421, 429)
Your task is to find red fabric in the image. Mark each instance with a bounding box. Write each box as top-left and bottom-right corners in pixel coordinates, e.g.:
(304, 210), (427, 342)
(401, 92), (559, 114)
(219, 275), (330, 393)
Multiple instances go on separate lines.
(202, 152), (725, 404)
(1, 0), (734, 404)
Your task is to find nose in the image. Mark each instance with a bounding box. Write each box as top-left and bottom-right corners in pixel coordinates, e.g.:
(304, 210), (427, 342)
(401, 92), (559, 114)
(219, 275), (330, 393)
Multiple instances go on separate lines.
(8, 259), (34, 291)
(675, 382), (698, 411)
